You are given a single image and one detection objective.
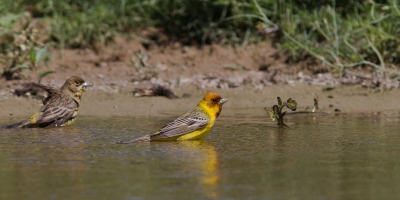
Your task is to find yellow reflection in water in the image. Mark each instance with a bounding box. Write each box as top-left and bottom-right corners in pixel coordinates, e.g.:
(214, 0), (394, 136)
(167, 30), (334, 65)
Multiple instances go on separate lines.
(175, 140), (220, 198)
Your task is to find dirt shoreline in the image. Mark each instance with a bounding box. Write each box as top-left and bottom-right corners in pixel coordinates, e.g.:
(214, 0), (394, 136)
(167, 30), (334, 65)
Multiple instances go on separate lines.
(1, 38), (399, 120)
(1, 84), (399, 121)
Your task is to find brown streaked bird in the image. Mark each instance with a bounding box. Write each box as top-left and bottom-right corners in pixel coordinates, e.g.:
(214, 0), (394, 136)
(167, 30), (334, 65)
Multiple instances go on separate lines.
(118, 92), (228, 143)
(6, 76), (93, 128)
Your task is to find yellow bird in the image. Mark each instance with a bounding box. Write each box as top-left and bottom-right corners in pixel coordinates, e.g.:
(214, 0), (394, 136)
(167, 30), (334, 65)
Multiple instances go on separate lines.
(118, 92), (228, 143)
(6, 76), (92, 128)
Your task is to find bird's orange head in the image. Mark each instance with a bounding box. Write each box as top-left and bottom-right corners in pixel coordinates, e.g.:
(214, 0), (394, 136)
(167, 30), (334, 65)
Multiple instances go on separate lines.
(198, 92), (228, 118)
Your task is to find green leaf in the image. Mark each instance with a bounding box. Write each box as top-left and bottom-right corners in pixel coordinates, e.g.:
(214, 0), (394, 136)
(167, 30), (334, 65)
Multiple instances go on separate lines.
(39, 70), (56, 79)
(265, 106), (276, 121)
(284, 98), (297, 111)
(272, 105), (279, 114)
(38, 70), (56, 83)
(11, 65), (32, 71)
(30, 48), (37, 64)
(0, 13), (21, 28)
(35, 47), (47, 65)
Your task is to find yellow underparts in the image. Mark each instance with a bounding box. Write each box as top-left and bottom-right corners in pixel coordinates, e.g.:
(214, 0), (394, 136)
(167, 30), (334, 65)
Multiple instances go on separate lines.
(27, 112), (77, 127)
(62, 107), (79, 126)
(176, 122), (215, 141)
(153, 101), (218, 141)
(151, 123), (214, 141)
(177, 100), (218, 141)
(62, 117), (76, 126)
(28, 112), (42, 124)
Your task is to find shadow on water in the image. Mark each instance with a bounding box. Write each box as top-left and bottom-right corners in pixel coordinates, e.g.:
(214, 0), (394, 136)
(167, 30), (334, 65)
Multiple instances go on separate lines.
(1, 110), (400, 199)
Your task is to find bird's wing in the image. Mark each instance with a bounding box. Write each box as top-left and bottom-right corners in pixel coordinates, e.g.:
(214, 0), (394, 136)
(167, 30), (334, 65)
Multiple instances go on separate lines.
(150, 108), (210, 139)
(41, 85), (61, 105)
(36, 94), (77, 126)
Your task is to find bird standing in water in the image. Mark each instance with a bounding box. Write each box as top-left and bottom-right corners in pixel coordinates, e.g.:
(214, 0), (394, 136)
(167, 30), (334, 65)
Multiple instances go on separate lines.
(118, 92), (228, 143)
(6, 76), (92, 128)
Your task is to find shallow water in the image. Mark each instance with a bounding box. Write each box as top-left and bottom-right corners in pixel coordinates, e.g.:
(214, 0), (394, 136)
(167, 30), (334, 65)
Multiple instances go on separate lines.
(1, 111), (400, 199)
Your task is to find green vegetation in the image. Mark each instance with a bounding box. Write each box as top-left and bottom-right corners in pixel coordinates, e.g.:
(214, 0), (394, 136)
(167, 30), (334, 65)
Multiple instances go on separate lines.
(269, 0), (400, 80)
(0, 13), (54, 81)
(265, 97), (297, 128)
(1, 0), (400, 82)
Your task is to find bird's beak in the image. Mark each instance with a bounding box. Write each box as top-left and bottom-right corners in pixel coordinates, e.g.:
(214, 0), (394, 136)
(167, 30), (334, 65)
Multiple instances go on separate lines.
(220, 98), (228, 104)
(82, 82), (93, 87)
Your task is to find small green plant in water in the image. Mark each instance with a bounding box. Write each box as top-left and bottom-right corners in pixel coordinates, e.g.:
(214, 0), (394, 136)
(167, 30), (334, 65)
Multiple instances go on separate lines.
(265, 97), (297, 128)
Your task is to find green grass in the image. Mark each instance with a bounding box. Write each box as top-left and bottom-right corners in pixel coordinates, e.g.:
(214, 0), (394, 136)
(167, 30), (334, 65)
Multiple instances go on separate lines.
(272, 0), (400, 79)
(1, 0), (400, 82)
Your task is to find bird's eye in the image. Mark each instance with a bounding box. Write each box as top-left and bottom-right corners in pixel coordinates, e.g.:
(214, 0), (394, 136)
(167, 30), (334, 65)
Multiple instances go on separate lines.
(75, 81), (80, 85)
(212, 98), (217, 102)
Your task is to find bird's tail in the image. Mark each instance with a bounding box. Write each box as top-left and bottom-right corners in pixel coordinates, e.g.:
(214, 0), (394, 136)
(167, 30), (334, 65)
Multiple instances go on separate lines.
(5, 120), (29, 129)
(117, 135), (151, 144)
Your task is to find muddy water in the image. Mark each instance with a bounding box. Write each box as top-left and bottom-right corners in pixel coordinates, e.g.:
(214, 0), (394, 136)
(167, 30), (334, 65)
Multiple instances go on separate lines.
(1, 111), (400, 199)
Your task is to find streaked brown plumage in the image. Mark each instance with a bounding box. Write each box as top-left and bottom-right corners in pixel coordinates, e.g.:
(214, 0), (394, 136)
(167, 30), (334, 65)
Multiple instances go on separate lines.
(6, 76), (92, 128)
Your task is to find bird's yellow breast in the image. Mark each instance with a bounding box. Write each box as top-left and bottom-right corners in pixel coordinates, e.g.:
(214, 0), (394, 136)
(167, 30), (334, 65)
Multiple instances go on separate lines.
(176, 122), (214, 140)
(176, 103), (217, 141)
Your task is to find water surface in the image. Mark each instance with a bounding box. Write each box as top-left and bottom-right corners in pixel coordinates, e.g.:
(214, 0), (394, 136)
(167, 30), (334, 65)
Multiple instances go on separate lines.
(1, 111), (400, 199)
